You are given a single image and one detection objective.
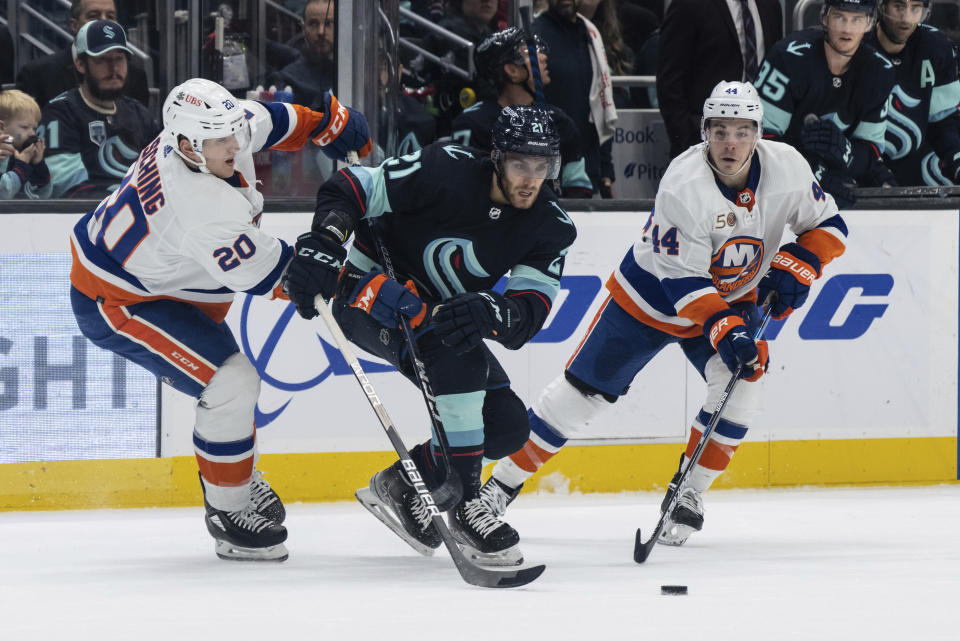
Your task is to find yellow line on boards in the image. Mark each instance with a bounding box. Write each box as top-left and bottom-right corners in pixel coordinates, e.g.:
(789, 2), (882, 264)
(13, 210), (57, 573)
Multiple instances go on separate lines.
(0, 437), (955, 511)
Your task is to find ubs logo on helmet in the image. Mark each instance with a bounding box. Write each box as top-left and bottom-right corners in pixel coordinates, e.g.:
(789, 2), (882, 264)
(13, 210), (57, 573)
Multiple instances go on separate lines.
(710, 236), (764, 295)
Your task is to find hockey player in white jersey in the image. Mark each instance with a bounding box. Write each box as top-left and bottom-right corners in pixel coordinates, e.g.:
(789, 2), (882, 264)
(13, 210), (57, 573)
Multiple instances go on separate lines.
(483, 81), (849, 546)
(68, 78), (371, 561)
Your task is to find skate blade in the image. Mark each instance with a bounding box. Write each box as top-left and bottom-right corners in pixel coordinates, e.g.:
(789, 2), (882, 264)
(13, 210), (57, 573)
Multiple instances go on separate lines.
(214, 539), (289, 562)
(456, 542), (524, 567)
(657, 521), (694, 547)
(355, 488), (436, 557)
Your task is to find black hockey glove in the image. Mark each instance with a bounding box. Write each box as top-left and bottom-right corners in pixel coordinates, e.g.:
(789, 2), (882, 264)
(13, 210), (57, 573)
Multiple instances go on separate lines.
(431, 291), (517, 355)
(800, 119), (852, 170)
(281, 231), (346, 319)
(865, 160), (898, 187)
(816, 171), (857, 209)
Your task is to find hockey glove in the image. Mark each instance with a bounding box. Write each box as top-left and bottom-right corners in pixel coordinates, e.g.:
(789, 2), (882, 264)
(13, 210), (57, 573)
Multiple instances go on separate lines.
(431, 291), (515, 355)
(757, 242), (821, 320)
(703, 309), (762, 380)
(816, 171), (857, 209)
(865, 160), (898, 188)
(310, 91), (374, 162)
(281, 231), (347, 319)
(800, 119), (852, 170)
(348, 272), (427, 328)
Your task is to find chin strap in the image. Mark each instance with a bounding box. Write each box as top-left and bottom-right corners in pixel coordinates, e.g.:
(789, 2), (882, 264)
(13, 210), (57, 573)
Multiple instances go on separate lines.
(703, 143), (757, 179)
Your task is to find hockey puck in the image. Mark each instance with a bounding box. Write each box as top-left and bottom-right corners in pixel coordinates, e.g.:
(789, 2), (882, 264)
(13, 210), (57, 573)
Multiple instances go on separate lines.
(660, 585), (688, 595)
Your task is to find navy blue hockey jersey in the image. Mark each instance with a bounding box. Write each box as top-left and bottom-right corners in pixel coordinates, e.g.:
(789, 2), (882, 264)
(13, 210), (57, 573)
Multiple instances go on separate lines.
(754, 28), (896, 181)
(866, 24), (960, 185)
(41, 88), (161, 198)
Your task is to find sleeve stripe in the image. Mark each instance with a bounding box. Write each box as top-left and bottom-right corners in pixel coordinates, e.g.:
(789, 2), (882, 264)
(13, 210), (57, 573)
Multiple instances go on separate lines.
(676, 292), (729, 326)
(271, 103), (324, 151)
(339, 168), (367, 214)
(507, 289), (551, 312)
(259, 101), (291, 151)
(243, 241), (293, 296)
(797, 228), (846, 269)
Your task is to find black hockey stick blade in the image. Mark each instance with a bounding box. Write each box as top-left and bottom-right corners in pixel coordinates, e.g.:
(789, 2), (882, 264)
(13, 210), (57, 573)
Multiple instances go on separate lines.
(439, 520), (546, 588)
(633, 528), (656, 563)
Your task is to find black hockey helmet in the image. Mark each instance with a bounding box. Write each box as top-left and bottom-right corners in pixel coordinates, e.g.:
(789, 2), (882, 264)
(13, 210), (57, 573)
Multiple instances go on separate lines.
(492, 105), (562, 179)
(473, 27), (548, 95)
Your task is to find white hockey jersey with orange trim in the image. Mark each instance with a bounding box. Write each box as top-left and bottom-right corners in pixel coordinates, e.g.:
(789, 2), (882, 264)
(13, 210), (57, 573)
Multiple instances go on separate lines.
(69, 99), (325, 322)
(607, 139), (847, 337)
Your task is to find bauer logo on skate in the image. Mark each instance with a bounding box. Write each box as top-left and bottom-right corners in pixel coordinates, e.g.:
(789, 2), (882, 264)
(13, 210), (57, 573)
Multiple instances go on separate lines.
(710, 237), (765, 295)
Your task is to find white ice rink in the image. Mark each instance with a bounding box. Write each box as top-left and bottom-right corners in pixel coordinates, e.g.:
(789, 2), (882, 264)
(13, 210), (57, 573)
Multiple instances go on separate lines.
(2, 485), (957, 640)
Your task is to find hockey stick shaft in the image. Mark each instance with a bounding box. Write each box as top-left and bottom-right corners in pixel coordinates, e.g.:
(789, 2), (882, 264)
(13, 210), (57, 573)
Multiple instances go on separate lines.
(518, 5), (545, 104)
(634, 304), (775, 563)
(313, 294), (544, 587)
(368, 222), (461, 498)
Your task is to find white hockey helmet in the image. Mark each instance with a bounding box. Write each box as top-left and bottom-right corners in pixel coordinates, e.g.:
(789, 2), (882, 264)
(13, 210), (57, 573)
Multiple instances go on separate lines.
(162, 78), (251, 169)
(700, 81), (764, 141)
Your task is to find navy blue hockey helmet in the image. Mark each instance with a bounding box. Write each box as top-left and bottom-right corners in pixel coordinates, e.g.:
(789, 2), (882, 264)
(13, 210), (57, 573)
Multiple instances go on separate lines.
(492, 105), (561, 179)
(474, 27), (548, 80)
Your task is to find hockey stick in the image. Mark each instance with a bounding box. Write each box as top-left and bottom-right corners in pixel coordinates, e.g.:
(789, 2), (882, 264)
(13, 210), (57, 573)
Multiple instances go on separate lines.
(314, 294), (545, 587)
(633, 303), (775, 563)
(518, 4), (546, 104)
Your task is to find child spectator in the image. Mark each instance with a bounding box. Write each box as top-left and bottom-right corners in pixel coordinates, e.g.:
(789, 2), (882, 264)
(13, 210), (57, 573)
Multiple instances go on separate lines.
(0, 90), (52, 199)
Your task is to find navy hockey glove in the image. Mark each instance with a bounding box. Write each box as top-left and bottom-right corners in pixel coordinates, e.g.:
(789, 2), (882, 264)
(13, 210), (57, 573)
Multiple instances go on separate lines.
(801, 119), (852, 170)
(815, 170), (856, 209)
(757, 242), (821, 320)
(310, 91), (373, 162)
(282, 231), (347, 319)
(431, 291), (515, 355)
(347, 272), (427, 328)
(704, 309), (762, 380)
(865, 160), (898, 187)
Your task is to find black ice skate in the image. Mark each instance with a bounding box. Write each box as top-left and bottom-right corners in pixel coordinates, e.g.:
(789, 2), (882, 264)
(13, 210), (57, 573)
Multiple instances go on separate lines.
(479, 476), (522, 518)
(200, 474), (288, 561)
(448, 498), (523, 566)
(250, 469), (285, 524)
(355, 461), (442, 556)
(658, 487), (704, 547)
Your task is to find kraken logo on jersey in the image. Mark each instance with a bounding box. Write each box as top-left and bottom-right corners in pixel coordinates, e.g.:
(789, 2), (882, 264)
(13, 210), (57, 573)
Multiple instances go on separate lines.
(98, 135), (140, 178)
(422, 237), (491, 299)
(710, 236), (765, 295)
(885, 87), (924, 159)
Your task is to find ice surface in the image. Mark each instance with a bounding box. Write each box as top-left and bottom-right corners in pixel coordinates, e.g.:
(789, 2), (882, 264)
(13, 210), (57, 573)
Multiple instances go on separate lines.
(2, 485), (957, 640)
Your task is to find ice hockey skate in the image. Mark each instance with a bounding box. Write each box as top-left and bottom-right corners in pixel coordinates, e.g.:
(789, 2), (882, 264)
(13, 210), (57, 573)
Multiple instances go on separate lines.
(355, 461), (442, 556)
(479, 476), (522, 518)
(200, 474), (288, 561)
(249, 469), (285, 523)
(448, 498), (523, 566)
(659, 486), (704, 547)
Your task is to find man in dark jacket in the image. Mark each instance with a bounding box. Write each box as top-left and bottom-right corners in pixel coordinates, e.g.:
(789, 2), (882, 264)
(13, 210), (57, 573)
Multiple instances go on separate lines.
(657, 0), (782, 158)
(15, 0), (150, 109)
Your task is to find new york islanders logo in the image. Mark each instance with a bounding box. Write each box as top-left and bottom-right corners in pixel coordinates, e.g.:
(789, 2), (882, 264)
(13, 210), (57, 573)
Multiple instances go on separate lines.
(710, 236), (764, 295)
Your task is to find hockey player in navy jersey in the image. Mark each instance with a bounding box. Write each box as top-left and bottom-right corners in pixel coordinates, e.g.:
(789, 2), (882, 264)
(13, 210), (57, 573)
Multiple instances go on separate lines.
(867, 0), (960, 185)
(283, 105), (577, 565)
(451, 27), (594, 198)
(70, 77), (371, 561)
(753, 0), (896, 207)
(484, 82), (848, 548)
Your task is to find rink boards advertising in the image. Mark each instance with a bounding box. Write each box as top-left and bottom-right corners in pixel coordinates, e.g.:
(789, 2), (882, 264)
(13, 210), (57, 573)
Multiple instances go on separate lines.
(0, 209), (957, 509)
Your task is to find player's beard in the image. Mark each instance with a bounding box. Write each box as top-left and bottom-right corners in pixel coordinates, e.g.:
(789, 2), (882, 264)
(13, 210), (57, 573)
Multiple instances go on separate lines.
(88, 75), (126, 101)
(879, 17), (916, 45)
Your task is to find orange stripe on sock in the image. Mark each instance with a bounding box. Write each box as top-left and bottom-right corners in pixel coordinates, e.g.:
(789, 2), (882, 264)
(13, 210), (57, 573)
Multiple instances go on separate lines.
(698, 441), (739, 471)
(509, 440), (557, 474)
(196, 455), (254, 487)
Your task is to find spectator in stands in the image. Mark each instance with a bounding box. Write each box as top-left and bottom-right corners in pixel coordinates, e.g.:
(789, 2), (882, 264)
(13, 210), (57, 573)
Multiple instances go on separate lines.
(270, 0), (335, 108)
(41, 20), (159, 199)
(16, 0), (150, 110)
(755, 0), (896, 208)
(0, 91), (52, 199)
(451, 27), (593, 197)
(656, 0), (783, 158)
(657, 0), (782, 158)
(534, 0), (619, 197)
(867, 0), (960, 185)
